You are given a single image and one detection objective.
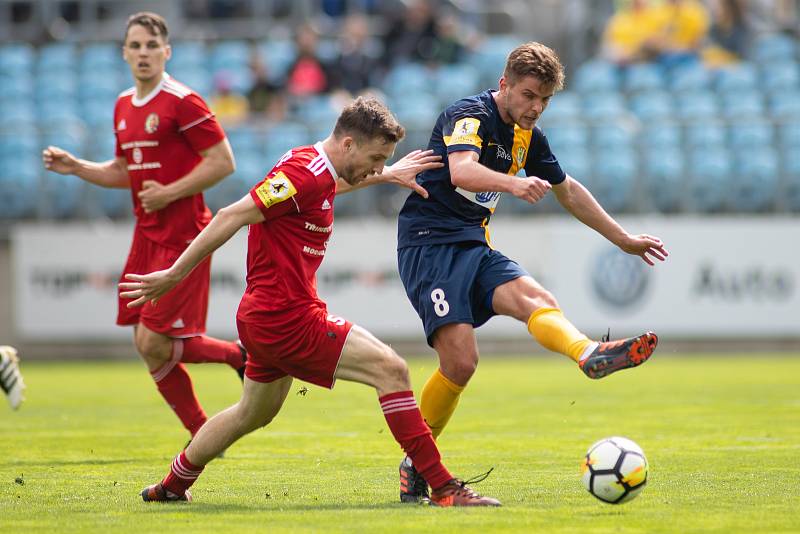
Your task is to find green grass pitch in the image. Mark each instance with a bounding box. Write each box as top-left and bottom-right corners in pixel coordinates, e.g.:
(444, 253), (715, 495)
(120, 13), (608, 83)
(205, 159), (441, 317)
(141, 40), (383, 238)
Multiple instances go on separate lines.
(1, 353), (799, 533)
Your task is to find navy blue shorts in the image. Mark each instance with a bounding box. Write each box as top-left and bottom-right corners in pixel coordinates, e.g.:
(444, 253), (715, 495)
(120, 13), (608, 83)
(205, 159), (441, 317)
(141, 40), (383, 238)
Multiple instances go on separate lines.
(398, 242), (529, 346)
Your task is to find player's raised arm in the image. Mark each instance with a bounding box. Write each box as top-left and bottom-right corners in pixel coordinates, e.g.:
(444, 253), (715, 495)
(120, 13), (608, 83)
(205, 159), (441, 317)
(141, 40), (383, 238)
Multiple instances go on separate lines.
(138, 138), (235, 213)
(120, 193), (264, 307)
(42, 146), (130, 189)
(335, 149), (442, 197)
(449, 150), (551, 204)
(551, 175), (668, 265)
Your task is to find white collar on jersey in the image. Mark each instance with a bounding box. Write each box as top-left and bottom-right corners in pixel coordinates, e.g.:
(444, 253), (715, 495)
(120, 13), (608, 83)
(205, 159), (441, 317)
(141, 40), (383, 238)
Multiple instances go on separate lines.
(313, 141), (339, 182)
(131, 72), (171, 108)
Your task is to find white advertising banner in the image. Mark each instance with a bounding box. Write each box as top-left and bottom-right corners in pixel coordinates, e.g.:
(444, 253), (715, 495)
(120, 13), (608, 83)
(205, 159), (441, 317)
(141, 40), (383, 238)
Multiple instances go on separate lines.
(11, 216), (800, 340)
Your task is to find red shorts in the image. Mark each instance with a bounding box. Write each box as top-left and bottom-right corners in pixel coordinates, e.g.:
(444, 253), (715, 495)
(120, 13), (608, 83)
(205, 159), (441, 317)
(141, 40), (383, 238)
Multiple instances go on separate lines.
(237, 306), (353, 389)
(117, 230), (210, 337)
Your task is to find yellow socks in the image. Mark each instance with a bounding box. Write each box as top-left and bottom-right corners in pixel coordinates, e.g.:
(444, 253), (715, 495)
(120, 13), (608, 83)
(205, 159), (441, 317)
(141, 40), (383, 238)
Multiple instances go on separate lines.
(527, 307), (592, 362)
(420, 368), (465, 439)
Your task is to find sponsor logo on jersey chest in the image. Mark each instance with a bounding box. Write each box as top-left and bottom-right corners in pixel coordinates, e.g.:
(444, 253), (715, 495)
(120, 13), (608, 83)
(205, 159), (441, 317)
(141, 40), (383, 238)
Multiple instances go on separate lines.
(144, 113), (159, 134)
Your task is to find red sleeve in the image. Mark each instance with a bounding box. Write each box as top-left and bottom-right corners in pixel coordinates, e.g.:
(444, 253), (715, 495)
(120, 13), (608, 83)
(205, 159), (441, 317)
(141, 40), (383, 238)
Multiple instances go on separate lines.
(113, 101), (123, 158)
(176, 93), (226, 153)
(249, 162), (313, 220)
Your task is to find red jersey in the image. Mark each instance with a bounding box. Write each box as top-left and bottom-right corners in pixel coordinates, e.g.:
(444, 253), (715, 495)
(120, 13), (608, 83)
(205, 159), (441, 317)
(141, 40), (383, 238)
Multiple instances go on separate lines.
(114, 73), (225, 250)
(237, 143), (338, 324)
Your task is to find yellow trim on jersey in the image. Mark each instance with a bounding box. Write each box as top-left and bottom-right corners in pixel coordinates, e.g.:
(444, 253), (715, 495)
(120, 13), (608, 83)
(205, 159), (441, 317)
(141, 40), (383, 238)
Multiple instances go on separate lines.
(507, 125), (532, 176)
(254, 171), (297, 209)
(444, 117), (483, 148)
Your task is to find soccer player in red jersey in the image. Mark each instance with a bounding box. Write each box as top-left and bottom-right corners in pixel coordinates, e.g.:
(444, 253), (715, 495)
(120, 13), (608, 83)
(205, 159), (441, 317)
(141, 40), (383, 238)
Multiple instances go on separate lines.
(121, 97), (501, 507)
(42, 12), (246, 441)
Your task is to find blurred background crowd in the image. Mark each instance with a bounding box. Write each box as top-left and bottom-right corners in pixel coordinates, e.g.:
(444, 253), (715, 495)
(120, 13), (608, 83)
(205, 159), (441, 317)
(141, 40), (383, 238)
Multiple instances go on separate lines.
(0, 0), (798, 220)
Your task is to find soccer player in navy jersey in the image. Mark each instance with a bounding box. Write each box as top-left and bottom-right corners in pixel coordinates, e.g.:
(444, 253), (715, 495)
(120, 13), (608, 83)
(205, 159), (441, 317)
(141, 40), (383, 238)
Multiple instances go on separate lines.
(121, 97), (500, 507)
(395, 42), (669, 502)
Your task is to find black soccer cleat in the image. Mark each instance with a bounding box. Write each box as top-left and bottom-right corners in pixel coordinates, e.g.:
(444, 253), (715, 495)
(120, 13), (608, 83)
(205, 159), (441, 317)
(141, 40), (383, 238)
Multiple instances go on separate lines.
(579, 331), (658, 380)
(399, 456), (430, 503)
(141, 482), (191, 502)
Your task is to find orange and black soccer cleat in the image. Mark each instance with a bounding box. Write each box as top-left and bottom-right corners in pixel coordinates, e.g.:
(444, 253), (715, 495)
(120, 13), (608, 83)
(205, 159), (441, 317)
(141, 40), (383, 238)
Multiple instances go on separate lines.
(399, 456), (430, 503)
(141, 482), (191, 502)
(429, 479), (501, 507)
(580, 331), (658, 379)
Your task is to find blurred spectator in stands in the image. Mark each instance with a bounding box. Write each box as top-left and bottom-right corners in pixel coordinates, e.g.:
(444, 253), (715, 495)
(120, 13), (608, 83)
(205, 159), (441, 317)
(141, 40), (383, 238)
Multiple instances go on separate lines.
(328, 14), (378, 96)
(602, 0), (664, 64)
(382, 0), (440, 67)
(430, 12), (467, 64)
(703, 0), (752, 65)
(650, 0), (711, 67)
(285, 24), (330, 98)
(209, 71), (249, 127)
(247, 55), (286, 123)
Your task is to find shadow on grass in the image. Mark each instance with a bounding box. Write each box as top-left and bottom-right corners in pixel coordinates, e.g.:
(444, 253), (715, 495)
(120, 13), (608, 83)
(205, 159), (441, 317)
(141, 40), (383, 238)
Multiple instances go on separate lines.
(138, 501), (446, 514)
(10, 458), (140, 467)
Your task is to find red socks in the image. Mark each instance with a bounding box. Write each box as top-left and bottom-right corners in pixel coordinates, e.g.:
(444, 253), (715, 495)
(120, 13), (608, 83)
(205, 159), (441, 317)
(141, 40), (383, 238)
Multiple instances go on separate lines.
(178, 336), (244, 369)
(150, 350), (207, 436)
(379, 391), (453, 490)
(162, 450), (204, 496)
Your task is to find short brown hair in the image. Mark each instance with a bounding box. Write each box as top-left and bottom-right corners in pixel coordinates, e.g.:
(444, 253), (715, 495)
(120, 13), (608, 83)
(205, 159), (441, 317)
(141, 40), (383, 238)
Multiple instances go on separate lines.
(125, 12), (169, 42)
(504, 42), (565, 91)
(333, 96), (405, 144)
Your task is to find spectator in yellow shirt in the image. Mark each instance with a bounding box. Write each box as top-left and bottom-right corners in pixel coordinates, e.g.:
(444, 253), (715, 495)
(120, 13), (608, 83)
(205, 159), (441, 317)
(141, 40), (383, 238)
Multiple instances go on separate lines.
(603, 0), (665, 64)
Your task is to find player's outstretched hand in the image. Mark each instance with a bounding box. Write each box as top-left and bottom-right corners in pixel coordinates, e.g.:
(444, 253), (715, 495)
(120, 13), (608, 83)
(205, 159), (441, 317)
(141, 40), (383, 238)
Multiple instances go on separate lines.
(380, 149), (444, 199)
(510, 176), (551, 204)
(138, 180), (174, 213)
(119, 270), (180, 308)
(42, 145), (79, 175)
(620, 234), (669, 266)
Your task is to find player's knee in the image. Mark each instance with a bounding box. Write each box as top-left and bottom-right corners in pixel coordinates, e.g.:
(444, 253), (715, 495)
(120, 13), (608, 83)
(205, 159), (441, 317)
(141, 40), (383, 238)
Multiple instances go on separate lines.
(379, 347), (411, 390)
(134, 330), (171, 364)
(441, 354), (478, 385)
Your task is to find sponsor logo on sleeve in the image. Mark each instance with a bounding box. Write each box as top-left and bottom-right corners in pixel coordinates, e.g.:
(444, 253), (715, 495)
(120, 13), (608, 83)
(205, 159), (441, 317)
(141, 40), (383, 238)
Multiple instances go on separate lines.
(446, 117), (482, 147)
(254, 171), (297, 209)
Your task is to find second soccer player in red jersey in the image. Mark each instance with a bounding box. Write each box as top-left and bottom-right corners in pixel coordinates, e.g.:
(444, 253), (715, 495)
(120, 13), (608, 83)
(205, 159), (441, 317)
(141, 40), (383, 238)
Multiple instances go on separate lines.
(121, 96), (500, 507)
(42, 12), (246, 441)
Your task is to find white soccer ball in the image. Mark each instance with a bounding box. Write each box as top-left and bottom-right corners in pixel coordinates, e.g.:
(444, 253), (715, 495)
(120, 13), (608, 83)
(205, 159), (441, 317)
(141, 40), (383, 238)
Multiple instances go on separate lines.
(580, 436), (648, 504)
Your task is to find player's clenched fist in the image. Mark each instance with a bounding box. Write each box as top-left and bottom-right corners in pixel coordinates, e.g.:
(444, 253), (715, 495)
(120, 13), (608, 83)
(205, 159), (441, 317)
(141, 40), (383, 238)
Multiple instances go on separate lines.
(510, 175), (551, 204)
(42, 145), (79, 175)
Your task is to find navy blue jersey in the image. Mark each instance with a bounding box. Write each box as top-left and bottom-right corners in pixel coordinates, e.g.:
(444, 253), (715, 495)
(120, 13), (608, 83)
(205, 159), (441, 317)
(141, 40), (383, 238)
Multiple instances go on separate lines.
(397, 90), (566, 249)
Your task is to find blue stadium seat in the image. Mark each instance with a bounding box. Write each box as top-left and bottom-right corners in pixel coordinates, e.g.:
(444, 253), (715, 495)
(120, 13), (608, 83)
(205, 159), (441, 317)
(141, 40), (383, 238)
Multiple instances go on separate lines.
(80, 43), (119, 72)
(779, 121), (800, 147)
(542, 92), (581, 122)
(98, 188), (131, 218)
(592, 122), (635, 150)
(782, 150), (800, 211)
(588, 149), (637, 213)
(0, 169), (39, 219)
(434, 64), (481, 105)
(38, 99), (82, 124)
(716, 63), (758, 92)
(729, 122), (774, 148)
(256, 39), (297, 84)
(36, 74), (77, 102)
(670, 63), (712, 91)
(168, 67), (212, 97)
(0, 43), (35, 73)
(210, 63), (253, 94)
(623, 63), (664, 93)
(0, 132), (38, 159)
(87, 131), (117, 161)
(719, 91), (765, 119)
(206, 151), (260, 212)
(210, 40), (251, 73)
(41, 172), (85, 218)
(581, 92), (626, 122)
(640, 123), (682, 148)
(675, 90), (719, 120)
(630, 91), (672, 121)
(573, 60), (619, 93)
(769, 91), (800, 119)
(392, 93), (439, 130)
(469, 35), (519, 86)
(295, 94), (340, 125)
(0, 74), (34, 101)
(753, 34), (797, 64)
(226, 126), (262, 154)
(542, 123), (589, 153)
(762, 60), (800, 92)
(687, 148), (731, 212)
(0, 100), (36, 128)
(383, 63), (432, 98)
(685, 122), (726, 149)
(730, 149), (779, 212)
(642, 148), (684, 212)
(264, 122), (311, 156)
(557, 146), (591, 181)
(170, 41), (207, 68)
(37, 42), (77, 74)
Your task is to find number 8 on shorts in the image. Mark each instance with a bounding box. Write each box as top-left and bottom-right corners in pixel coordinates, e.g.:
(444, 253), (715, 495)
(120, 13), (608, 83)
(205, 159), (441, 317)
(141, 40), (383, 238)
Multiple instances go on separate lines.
(430, 288), (450, 317)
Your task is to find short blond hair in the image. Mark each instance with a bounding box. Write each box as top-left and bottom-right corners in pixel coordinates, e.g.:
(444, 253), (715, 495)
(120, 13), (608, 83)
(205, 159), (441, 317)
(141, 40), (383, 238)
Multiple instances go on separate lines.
(503, 42), (565, 91)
